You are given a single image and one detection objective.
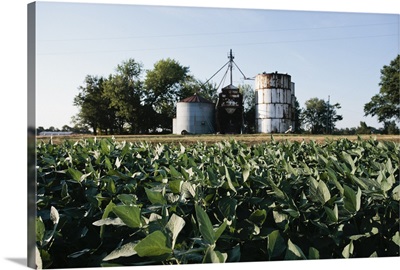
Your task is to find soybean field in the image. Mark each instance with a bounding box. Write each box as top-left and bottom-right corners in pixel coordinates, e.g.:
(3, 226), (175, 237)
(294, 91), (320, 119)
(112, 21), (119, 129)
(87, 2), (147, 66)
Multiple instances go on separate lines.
(35, 136), (399, 268)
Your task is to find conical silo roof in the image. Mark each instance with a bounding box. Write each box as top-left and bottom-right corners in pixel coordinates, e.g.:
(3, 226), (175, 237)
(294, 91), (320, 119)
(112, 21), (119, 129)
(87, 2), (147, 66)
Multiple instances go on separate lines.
(180, 93), (213, 104)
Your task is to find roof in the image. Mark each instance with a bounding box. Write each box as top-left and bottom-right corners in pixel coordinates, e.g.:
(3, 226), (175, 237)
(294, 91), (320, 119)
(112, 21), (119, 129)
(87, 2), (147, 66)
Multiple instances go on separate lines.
(222, 84), (239, 90)
(180, 93), (213, 103)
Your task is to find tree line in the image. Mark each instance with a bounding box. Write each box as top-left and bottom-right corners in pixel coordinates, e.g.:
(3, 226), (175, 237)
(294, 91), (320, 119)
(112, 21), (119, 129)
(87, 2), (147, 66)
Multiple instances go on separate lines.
(71, 58), (220, 135)
(46, 54), (398, 135)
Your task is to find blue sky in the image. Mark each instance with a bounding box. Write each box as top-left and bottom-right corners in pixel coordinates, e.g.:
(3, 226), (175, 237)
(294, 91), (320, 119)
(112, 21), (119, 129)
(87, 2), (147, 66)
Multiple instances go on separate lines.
(33, 1), (398, 130)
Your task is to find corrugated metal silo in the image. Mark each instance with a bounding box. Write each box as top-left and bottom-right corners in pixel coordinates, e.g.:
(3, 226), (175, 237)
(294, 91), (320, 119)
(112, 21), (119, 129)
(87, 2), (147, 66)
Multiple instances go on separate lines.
(173, 93), (215, 135)
(255, 72), (294, 133)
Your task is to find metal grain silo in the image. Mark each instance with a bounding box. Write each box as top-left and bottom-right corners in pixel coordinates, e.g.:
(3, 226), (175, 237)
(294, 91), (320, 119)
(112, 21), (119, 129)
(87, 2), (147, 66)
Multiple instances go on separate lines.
(255, 72), (294, 133)
(215, 84), (244, 134)
(173, 93), (215, 135)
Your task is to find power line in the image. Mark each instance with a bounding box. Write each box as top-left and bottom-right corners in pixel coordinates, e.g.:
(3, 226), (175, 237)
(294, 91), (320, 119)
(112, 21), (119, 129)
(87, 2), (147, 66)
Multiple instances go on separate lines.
(37, 33), (397, 56)
(38, 22), (397, 42)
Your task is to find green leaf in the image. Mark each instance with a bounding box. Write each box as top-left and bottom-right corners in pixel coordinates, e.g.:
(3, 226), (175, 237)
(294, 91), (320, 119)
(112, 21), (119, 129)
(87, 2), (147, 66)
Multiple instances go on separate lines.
(181, 181), (196, 199)
(324, 204), (339, 223)
(61, 182), (70, 199)
(214, 220), (227, 242)
(68, 249), (91, 259)
(112, 205), (142, 228)
(134, 231), (172, 257)
(379, 171), (394, 192)
(343, 185), (361, 213)
(100, 139), (111, 155)
(169, 180), (182, 194)
(342, 240), (354, 258)
(265, 176), (286, 200)
(243, 169), (250, 182)
(203, 246), (227, 263)
(117, 194), (137, 205)
(108, 169), (132, 181)
(67, 167), (83, 182)
(217, 197), (237, 220)
(104, 177), (116, 194)
(267, 230), (286, 258)
(145, 188), (167, 205)
(273, 210), (288, 229)
(317, 180), (331, 204)
(249, 209), (267, 225)
(99, 201), (116, 238)
(284, 239), (306, 260)
(308, 247), (320, 259)
(104, 157), (112, 170)
(349, 174), (368, 190)
(195, 205), (215, 245)
(393, 184), (400, 201)
(207, 167), (221, 187)
(227, 244), (241, 262)
(326, 167), (344, 195)
(165, 214), (186, 249)
(103, 242), (137, 261)
(392, 231), (400, 246)
(224, 165), (237, 193)
(36, 217), (45, 243)
(169, 165), (182, 179)
(341, 151), (356, 174)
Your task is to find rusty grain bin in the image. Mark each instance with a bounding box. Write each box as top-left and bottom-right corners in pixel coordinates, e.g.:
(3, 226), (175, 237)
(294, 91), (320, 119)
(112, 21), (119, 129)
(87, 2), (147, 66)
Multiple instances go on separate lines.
(215, 84), (244, 134)
(173, 93), (215, 135)
(255, 72), (294, 133)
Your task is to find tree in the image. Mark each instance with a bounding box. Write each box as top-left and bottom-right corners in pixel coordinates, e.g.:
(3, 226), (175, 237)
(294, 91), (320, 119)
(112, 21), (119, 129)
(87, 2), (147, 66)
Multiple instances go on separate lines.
(239, 84), (256, 133)
(382, 120), (400, 135)
(355, 121), (372, 134)
(144, 58), (192, 125)
(73, 75), (116, 135)
(301, 97), (343, 134)
(102, 59), (144, 134)
(364, 55), (400, 125)
(181, 79), (219, 104)
(292, 96), (302, 133)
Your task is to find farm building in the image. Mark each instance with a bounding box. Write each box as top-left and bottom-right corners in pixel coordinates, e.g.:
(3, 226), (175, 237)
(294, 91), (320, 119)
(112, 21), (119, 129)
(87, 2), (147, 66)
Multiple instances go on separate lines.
(173, 50), (297, 134)
(255, 72), (296, 133)
(172, 93), (215, 135)
(215, 84), (244, 134)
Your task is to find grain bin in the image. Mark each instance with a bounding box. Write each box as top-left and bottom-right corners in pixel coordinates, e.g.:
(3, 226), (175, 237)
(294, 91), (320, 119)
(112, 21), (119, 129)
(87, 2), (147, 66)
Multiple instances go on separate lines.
(173, 93), (215, 135)
(215, 84), (244, 134)
(255, 72), (294, 133)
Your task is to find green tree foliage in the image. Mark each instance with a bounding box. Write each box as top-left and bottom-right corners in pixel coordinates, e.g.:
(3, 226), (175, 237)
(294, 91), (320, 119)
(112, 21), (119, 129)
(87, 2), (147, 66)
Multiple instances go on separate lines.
(239, 84), (256, 133)
(73, 75), (117, 135)
(102, 59), (144, 133)
(355, 121), (372, 134)
(383, 120), (400, 135)
(74, 58), (217, 134)
(301, 97), (343, 134)
(364, 55), (400, 125)
(292, 96), (302, 133)
(186, 79), (219, 104)
(144, 58), (192, 120)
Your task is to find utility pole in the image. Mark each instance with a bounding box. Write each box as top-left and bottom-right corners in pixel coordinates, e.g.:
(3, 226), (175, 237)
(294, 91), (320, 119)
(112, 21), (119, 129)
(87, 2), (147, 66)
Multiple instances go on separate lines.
(228, 49), (234, 85)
